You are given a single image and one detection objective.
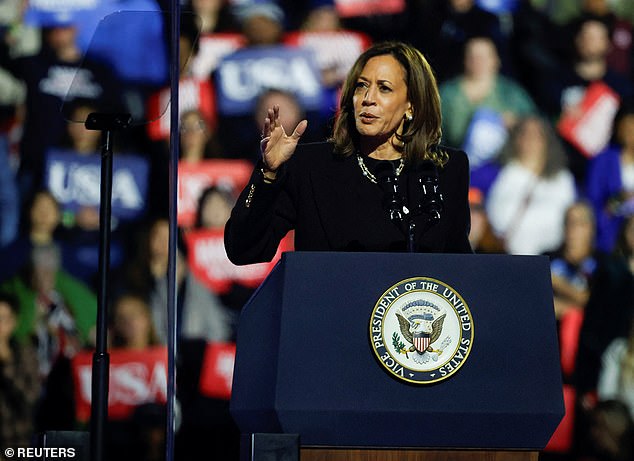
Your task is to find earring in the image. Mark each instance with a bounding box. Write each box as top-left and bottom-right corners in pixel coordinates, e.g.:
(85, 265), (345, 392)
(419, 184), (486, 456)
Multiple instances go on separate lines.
(406, 113), (413, 122)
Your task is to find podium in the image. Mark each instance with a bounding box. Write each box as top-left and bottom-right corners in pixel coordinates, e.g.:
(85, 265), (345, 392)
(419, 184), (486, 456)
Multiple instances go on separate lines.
(230, 252), (564, 460)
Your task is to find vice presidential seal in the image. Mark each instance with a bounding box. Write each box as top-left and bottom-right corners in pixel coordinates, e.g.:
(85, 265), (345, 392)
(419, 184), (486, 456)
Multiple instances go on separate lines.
(369, 277), (474, 384)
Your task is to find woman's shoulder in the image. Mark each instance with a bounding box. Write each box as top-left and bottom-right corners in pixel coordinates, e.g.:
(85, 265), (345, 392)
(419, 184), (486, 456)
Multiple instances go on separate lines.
(438, 145), (469, 169)
(291, 141), (347, 169)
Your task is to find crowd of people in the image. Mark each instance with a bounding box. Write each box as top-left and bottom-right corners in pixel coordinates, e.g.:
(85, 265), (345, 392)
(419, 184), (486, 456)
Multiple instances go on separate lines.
(1, 0), (634, 460)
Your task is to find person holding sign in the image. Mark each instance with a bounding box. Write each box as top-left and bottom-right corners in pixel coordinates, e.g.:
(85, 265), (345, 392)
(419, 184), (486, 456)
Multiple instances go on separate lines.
(225, 41), (472, 265)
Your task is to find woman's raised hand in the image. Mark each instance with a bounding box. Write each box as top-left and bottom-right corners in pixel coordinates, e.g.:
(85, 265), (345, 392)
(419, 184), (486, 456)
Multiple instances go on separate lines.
(260, 105), (308, 172)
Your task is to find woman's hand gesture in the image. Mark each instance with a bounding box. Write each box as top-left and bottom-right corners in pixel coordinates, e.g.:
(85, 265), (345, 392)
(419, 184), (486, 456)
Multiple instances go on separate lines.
(260, 104), (308, 173)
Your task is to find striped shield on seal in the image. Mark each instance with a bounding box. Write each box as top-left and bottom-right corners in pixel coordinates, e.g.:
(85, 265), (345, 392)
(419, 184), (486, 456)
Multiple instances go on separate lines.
(413, 334), (430, 353)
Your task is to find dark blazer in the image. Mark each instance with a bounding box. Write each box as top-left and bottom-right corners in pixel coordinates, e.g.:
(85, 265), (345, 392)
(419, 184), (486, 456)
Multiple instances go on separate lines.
(225, 141), (472, 265)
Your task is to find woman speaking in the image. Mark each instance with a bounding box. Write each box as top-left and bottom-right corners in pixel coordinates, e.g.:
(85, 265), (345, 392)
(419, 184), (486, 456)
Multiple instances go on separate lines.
(224, 41), (472, 265)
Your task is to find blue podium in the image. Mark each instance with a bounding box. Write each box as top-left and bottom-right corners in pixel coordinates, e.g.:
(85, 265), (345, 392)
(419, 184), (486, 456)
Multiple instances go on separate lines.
(230, 252), (564, 460)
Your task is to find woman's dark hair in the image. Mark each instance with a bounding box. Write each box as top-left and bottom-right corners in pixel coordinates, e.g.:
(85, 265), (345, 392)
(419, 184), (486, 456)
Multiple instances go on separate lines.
(330, 41), (446, 167)
(19, 188), (61, 236)
(194, 185), (236, 228)
(614, 215), (634, 260)
(497, 115), (568, 178)
(109, 292), (160, 348)
(610, 101), (634, 147)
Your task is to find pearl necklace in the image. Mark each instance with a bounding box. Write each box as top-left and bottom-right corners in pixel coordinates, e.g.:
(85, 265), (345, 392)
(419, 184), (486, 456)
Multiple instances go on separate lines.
(356, 154), (405, 184)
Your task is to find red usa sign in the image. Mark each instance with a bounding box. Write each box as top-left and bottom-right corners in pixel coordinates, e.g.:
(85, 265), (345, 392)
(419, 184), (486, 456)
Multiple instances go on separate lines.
(71, 347), (168, 422)
(334, 0), (405, 17)
(198, 342), (236, 400)
(177, 159), (253, 228)
(185, 228), (294, 295)
(146, 77), (217, 141)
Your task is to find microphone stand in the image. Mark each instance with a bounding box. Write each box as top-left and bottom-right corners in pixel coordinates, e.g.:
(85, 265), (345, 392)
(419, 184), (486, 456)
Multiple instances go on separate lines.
(85, 112), (131, 461)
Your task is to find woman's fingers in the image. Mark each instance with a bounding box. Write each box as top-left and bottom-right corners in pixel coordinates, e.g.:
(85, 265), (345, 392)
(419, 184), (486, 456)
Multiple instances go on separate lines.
(291, 120), (308, 140)
(262, 116), (271, 139)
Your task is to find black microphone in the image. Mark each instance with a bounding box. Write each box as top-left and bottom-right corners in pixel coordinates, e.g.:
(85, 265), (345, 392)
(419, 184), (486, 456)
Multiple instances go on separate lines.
(416, 160), (443, 224)
(375, 161), (405, 223)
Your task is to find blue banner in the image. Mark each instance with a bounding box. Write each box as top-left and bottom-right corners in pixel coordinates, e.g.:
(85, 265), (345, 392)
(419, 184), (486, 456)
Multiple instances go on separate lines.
(475, 0), (518, 13)
(44, 149), (149, 221)
(215, 45), (325, 116)
(25, 0), (168, 86)
(24, 0), (99, 27)
(462, 107), (508, 169)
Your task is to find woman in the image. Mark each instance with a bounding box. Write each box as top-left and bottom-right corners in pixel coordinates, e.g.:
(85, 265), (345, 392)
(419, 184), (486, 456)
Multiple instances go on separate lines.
(485, 115), (576, 255)
(110, 293), (159, 350)
(549, 200), (598, 320)
(119, 218), (233, 343)
(586, 105), (634, 254)
(225, 41), (472, 265)
(0, 292), (40, 448)
(179, 109), (225, 162)
(576, 215), (634, 398)
(439, 36), (537, 164)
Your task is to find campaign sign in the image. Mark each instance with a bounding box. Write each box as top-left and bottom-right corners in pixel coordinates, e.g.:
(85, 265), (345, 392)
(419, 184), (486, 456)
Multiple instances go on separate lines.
(185, 228), (293, 295)
(72, 346), (168, 422)
(462, 107), (508, 168)
(284, 31), (371, 86)
(45, 149), (149, 221)
(557, 82), (620, 158)
(146, 77), (216, 140)
(334, 0), (405, 17)
(177, 159), (253, 227)
(199, 342), (236, 400)
(190, 33), (246, 80)
(475, 0), (519, 13)
(80, 8), (168, 86)
(24, 0), (99, 26)
(215, 45), (324, 116)
(25, 0), (167, 86)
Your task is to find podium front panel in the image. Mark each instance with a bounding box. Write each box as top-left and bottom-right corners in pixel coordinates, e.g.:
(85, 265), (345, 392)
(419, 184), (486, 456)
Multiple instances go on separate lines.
(231, 252), (564, 449)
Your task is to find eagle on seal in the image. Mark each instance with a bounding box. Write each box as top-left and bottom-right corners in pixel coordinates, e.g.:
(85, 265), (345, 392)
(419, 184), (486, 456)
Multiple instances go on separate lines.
(396, 304), (446, 355)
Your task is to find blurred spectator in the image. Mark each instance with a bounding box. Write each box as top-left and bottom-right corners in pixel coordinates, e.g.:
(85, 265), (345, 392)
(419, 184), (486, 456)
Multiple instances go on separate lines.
(7, 19), (120, 198)
(179, 108), (225, 162)
(407, 0), (506, 83)
(195, 185), (235, 230)
(0, 0), (40, 59)
(486, 116), (576, 255)
(0, 244), (97, 378)
(586, 104), (634, 254)
(565, 0), (634, 81)
(539, 15), (633, 116)
(0, 292), (40, 448)
(110, 292), (159, 350)
(580, 399), (634, 461)
(509, 0), (563, 103)
(119, 218), (233, 344)
(183, 0), (238, 34)
(146, 22), (216, 216)
(467, 186), (504, 253)
(0, 189), (62, 283)
(576, 215), (634, 398)
(54, 99), (102, 231)
(253, 88), (307, 154)
(193, 185), (251, 331)
(549, 200), (598, 320)
(0, 129), (19, 248)
(107, 293), (165, 461)
(234, 2), (285, 47)
(537, 16), (633, 183)
(439, 36), (537, 172)
(300, 3), (341, 32)
(597, 310), (634, 421)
